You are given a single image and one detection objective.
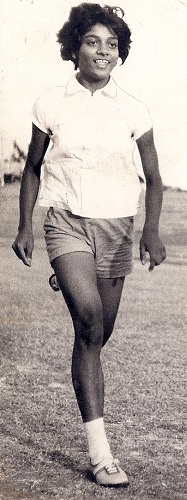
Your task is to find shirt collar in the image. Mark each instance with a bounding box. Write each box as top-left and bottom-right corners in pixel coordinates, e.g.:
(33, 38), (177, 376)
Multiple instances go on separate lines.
(66, 74), (117, 98)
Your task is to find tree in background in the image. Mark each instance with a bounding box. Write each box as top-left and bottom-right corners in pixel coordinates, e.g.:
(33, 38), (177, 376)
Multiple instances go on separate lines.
(1, 141), (26, 186)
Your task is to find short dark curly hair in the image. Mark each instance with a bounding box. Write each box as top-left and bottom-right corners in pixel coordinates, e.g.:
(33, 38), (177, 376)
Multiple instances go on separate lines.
(57, 3), (132, 70)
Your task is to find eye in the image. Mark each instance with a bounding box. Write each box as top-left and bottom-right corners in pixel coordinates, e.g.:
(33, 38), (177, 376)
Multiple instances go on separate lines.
(109, 42), (118, 49)
(86, 39), (97, 46)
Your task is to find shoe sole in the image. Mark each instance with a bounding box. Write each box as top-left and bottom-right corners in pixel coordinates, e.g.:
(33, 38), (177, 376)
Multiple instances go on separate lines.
(88, 470), (129, 488)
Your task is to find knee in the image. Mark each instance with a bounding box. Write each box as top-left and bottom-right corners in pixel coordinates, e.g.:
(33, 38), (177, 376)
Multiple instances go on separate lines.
(74, 299), (103, 346)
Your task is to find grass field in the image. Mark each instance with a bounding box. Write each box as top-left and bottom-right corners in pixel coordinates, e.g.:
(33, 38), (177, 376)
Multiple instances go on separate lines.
(0, 183), (187, 500)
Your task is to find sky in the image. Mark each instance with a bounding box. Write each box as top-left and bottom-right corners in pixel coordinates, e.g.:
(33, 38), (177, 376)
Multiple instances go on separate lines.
(1, 0), (187, 188)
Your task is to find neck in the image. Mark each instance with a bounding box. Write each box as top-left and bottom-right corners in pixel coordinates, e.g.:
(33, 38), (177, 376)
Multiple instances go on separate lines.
(76, 73), (110, 94)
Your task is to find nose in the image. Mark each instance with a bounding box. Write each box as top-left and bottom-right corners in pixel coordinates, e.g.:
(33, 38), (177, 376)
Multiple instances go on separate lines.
(96, 43), (108, 56)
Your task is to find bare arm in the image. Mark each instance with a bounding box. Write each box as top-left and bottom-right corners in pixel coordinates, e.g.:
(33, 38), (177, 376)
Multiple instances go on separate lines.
(136, 128), (166, 270)
(12, 124), (50, 266)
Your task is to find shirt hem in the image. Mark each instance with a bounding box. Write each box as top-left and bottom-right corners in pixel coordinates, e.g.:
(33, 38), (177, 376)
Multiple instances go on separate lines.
(38, 199), (139, 219)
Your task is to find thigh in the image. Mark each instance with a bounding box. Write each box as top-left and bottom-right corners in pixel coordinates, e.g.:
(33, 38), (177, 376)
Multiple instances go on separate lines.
(52, 252), (102, 325)
(93, 217), (133, 279)
(97, 276), (125, 345)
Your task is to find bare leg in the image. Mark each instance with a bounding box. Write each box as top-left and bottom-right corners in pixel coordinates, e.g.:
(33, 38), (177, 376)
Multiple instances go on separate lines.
(52, 255), (129, 483)
(97, 276), (125, 346)
(52, 252), (104, 422)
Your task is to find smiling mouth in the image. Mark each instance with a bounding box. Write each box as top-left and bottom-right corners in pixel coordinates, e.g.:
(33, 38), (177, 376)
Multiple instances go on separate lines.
(94, 59), (110, 67)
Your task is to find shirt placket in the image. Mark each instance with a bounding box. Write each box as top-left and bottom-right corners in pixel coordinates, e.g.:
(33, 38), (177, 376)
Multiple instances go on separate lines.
(82, 93), (100, 169)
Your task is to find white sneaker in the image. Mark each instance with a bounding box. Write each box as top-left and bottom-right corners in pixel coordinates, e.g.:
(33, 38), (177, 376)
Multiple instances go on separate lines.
(89, 458), (129, 487)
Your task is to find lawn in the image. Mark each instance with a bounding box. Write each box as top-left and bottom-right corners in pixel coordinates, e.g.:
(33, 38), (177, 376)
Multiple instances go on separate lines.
(0, 183), (187, 500)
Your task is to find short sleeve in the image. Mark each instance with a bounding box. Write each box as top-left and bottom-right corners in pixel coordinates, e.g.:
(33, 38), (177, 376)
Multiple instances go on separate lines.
(31, 91), (52, 135)
(133, 100), (152, 140)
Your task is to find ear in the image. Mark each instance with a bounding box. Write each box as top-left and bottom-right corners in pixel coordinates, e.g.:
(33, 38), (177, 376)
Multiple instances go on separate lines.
(71, 52), (79, 70)
(117, 56), (122, 66)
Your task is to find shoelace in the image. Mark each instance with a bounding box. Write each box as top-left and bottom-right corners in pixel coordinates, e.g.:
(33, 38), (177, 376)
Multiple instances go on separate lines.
(104, 459), (120, 474)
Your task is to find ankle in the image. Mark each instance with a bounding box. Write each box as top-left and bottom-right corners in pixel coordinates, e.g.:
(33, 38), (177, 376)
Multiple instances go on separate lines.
(84, 417), (112, 465)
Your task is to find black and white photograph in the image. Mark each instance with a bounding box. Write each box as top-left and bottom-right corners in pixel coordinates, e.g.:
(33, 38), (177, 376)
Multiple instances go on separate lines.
(0, 1), (186, 499)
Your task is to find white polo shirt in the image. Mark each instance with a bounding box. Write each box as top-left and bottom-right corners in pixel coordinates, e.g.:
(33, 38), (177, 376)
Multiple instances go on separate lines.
(32, 75), (152, 218)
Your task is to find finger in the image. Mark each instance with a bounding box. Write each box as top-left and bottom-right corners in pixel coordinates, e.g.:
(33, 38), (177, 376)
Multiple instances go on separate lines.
(12, 242), (26, 261)
(24, 257), (32, 267)
(12, 242), (22, 259)
(149, 247), (166, 269)
(21, 246), (32, 266)
(20, 252), (32, 266)
(162, 246), (167, 261)
(25, 244), (33, 264)
(139, 243), (146, 265)
(149, 259), (155, 271)
(12, 243), (32, 267)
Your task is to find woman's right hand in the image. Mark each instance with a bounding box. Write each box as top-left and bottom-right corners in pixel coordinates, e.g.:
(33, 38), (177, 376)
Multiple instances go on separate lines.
(12, 229), (34, 267)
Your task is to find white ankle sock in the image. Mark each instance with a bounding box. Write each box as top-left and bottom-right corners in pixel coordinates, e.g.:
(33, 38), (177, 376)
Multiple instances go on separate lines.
(84, 417), (113, 466)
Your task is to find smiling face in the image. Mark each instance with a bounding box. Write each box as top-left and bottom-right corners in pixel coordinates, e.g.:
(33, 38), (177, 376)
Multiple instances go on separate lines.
(76, 23), (119, 91)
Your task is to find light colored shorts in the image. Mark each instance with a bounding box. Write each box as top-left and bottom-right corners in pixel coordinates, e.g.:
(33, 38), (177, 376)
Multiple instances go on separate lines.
(43, 208), (134, 278)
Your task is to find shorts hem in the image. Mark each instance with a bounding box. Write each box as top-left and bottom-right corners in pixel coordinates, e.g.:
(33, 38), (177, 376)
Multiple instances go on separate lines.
(96, 267), (133, 279)
(49, 247), (92, 264)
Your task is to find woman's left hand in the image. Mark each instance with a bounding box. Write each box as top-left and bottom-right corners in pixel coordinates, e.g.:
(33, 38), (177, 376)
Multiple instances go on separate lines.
(139, 229), (166, 271)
